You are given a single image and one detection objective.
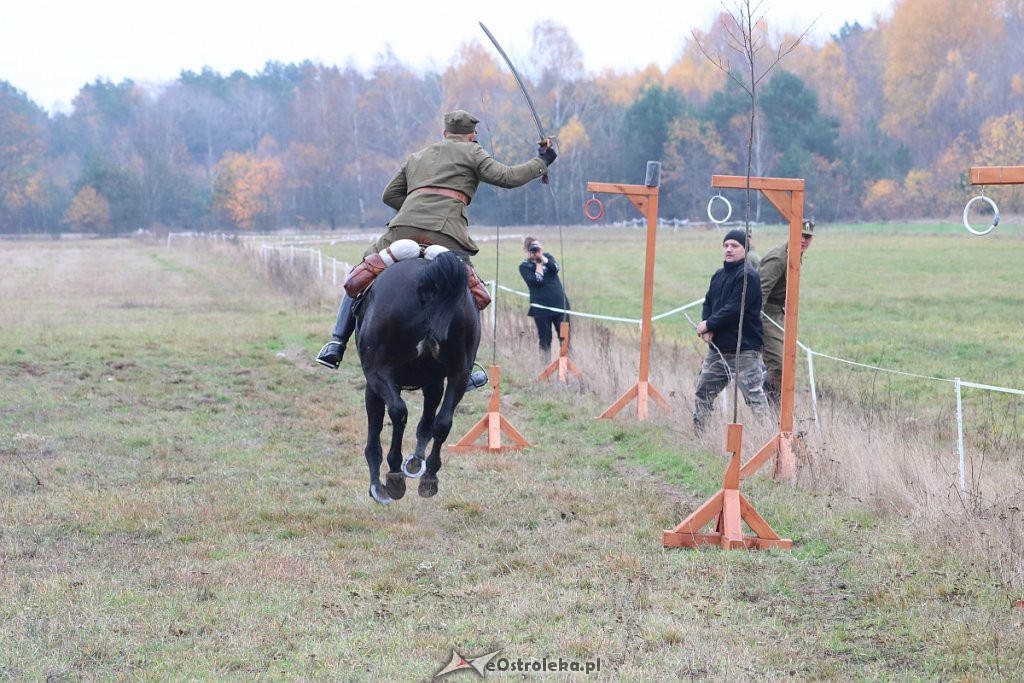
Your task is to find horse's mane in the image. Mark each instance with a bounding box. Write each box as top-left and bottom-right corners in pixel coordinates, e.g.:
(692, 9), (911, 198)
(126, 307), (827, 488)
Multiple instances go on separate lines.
(415, 252), (469, 342)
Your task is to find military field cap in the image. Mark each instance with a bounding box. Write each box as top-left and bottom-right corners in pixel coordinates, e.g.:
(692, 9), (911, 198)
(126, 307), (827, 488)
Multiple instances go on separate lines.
(802, 219), (815, 236)
(444, 110), (479, 134)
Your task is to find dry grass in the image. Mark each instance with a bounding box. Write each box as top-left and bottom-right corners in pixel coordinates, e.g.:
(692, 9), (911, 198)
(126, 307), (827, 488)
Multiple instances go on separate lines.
(2, 237), (1023, 679)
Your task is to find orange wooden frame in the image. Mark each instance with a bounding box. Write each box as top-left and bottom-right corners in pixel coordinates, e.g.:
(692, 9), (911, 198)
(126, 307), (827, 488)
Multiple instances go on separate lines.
(586, 182), (670, 421)
(708, 175), (806, 481)
(448, 366), (531, 453)
(969, 166), (1024, 185)
(663, 423), (792, 550)
(537, 322), (581, 383)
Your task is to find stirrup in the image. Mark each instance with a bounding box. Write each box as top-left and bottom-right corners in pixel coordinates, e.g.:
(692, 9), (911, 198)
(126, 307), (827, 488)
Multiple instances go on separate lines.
(316, 341), (343, 369)
(466, 364), (489, 391)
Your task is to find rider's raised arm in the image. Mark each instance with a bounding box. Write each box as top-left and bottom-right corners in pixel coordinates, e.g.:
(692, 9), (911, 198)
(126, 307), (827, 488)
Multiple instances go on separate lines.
(472, 145), (547, 189)
(382, 164), (409, 210)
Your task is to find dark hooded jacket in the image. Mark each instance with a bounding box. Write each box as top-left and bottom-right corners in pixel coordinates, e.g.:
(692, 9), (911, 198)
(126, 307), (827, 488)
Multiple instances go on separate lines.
(701, 259), (763, 353)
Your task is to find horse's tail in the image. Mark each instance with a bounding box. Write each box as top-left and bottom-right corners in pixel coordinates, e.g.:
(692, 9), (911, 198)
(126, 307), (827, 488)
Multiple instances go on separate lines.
(417, 251), (469, 342)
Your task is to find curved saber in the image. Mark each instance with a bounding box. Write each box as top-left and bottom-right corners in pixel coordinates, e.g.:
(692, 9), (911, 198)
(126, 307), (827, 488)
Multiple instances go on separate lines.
(479, 21), (551, 183)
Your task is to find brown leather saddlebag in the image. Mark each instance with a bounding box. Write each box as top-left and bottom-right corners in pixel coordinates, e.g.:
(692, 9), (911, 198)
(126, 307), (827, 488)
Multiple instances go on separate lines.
(466, 265), (491, 311)
(343, 253), (387, 297)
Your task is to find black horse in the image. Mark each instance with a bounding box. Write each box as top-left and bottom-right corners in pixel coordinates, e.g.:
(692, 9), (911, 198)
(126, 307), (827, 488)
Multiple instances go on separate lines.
(355, 251), (480, 504)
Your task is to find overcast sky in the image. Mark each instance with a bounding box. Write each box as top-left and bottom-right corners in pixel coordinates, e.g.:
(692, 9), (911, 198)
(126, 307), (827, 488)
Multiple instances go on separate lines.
(2, 0), (895, 113)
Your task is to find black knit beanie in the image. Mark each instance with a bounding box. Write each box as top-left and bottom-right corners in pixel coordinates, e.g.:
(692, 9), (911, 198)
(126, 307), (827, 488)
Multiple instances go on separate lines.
(722, 229), (749, 246)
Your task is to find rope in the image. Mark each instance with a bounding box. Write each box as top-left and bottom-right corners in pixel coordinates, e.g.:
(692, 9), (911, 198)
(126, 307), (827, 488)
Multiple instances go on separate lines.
(492, 284), (704, 324)
(684, 312), (735, 383)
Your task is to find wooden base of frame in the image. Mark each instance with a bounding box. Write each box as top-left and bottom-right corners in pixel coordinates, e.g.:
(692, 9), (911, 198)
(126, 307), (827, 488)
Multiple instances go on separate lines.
(538, 322), (581, 383)
(663, 423), (792, 551)
(448, 366), (531, 453)
(597, 380), (670, 421)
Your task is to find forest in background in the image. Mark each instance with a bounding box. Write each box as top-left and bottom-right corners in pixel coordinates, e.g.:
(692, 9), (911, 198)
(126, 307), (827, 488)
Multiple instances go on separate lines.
(1, 0), (1022, 234)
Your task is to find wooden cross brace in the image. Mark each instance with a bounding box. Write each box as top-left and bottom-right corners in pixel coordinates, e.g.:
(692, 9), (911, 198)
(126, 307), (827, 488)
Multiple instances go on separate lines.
(448, 365), (531, 453)
(663, 423), (792, 550)
(538, 322), (581, 383)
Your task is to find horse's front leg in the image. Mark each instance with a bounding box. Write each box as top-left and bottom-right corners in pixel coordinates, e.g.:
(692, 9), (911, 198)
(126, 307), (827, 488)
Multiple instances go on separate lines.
(411, 381), (444, 463)
(419, 376), (467, 498)
(364, 386), (391, 505)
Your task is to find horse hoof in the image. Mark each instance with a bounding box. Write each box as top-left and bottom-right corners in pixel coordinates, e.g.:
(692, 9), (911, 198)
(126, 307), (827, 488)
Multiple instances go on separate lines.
(418, 476), (439, 498)
(369, 484), (393, 505)
(402, 456), (424, 478)
(385, 472), (406, 500)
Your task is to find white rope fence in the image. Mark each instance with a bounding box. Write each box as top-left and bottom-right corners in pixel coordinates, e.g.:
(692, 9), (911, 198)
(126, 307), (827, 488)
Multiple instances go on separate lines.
(759, 313), (1024, 493)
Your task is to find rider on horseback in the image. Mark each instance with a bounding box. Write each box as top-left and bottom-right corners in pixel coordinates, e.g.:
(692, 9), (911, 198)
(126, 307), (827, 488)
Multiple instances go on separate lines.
(317, 109), (557, 387)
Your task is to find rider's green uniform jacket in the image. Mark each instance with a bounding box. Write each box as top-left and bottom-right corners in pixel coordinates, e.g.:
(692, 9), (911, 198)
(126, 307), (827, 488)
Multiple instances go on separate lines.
(381, 138), (548, 255)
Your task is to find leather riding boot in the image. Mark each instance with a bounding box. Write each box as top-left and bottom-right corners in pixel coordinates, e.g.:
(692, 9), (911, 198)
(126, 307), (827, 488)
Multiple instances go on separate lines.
(466, 265), (491, 310)
(466, 369), (489, 392)
(316, 294), (356, 369)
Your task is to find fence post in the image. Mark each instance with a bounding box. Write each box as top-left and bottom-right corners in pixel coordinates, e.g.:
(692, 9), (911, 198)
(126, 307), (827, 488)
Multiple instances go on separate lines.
(806, 347), (820, 434)
(955, 377), (966, 494)
(332, 258), (337, 286)
(318, 249), (324, 279)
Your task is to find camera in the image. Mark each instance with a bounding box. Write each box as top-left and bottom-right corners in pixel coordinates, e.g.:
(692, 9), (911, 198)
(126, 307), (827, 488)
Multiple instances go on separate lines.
(529, 245), (541, 254)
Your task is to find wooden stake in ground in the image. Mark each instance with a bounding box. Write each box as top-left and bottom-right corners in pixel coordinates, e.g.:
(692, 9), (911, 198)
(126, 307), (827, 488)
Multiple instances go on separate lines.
(448, 366), (530, 453)
(589, 163), (670, 421)
(537, 322), (580, 383)
(663, 422), (792, 550)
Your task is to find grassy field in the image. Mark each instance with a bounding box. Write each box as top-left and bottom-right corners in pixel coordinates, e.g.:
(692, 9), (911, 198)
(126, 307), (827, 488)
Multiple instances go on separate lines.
(2, 237), (1023, 679)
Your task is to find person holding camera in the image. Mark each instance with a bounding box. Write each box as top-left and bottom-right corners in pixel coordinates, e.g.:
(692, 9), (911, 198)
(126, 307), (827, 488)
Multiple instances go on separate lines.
(519, 236), (570, 359)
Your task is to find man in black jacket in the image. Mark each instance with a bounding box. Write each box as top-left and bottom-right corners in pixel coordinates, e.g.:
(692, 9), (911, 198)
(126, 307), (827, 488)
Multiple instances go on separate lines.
(519, 236), (570, 359)
(692, 229), (770, 431)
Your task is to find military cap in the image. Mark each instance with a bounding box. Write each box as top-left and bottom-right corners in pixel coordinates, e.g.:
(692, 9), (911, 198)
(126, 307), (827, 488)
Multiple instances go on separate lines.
(802, 219), (815, 236)
(444, 110), (479, 134)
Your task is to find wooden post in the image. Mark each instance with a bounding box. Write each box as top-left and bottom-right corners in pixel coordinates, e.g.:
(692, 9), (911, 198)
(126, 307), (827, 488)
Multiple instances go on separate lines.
(538, 322), (581, 383)
(448, 366), (531, 453)
(709, 175), (806, 481)
(588, 169), (670, 421)
(663, 422), (792, 550)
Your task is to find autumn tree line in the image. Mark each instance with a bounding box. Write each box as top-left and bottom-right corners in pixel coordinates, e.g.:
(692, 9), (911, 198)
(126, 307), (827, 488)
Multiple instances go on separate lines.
(1, 0), (1022, 235)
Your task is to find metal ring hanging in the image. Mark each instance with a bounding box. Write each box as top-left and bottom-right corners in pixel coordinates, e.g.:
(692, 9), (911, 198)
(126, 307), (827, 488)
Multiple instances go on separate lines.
(584, 197), (604, 221)
(707, 194), (732, 224)
(962, 193), (1000, 236)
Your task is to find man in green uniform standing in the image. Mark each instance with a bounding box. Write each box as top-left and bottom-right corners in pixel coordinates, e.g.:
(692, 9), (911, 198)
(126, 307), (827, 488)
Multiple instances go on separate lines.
(316, 109), (556, 371)
(757, 219), (815, 407)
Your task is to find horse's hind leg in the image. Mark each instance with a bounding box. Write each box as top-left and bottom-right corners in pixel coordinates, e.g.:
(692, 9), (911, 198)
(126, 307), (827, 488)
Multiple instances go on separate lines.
(370, 378), (408, 501)
(364, 387), (391, 505)
(419, 381), (466, 498)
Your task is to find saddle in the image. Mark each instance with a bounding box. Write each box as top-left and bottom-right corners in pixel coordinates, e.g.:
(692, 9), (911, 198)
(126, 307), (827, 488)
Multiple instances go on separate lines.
(344, 239), (492, 310)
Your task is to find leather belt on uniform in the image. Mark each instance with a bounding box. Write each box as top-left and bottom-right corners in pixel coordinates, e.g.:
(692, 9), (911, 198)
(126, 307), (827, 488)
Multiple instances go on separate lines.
(411, 186), (469, 204)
